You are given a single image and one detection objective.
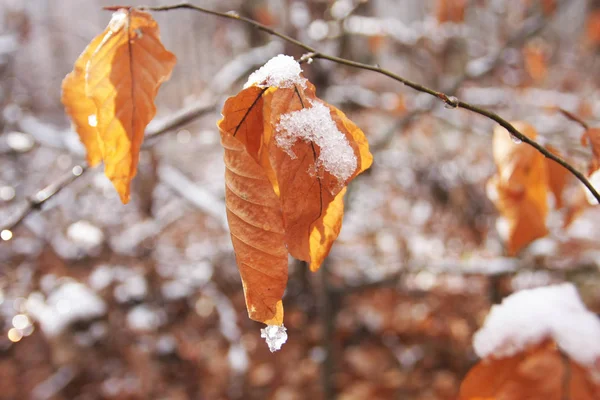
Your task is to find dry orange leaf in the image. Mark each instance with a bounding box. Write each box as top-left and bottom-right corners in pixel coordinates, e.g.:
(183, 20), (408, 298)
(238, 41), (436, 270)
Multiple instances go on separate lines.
(436, 0), (468, 23)
(217, 55), (372, 325)
(62, 8), (176, 203)
(460, 343), (600, 400)
(544, 144), (571, 209)
(219, 85), (287, 325)
(523, 43), (548, 83)
(488, 122), (548, 255)
(581, 127), (600, 174)
(61, 33), (106, 167)
(586, 10), (600, 46)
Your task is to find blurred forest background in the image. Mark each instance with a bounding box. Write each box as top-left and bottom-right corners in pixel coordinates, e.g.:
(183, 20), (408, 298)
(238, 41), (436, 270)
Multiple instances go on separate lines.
(1, 0), (600, 399)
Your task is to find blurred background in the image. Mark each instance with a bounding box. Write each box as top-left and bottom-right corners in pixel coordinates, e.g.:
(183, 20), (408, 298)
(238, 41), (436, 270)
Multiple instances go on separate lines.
(1, 0), (600, 399)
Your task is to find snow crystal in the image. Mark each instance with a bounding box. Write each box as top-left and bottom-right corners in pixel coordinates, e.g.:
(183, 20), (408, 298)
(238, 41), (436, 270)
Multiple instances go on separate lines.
(585, 169), (600, 205)
(244, 54), (306, 89)
(26, 282), (106, 337)
(473, 283), (600, 368)
(260, 324), (288, 352)
(276, 100), (357, 183)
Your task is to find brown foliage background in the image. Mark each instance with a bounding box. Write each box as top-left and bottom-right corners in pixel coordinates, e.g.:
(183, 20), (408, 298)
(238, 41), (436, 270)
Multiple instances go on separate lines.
(1, 0), (600, 399)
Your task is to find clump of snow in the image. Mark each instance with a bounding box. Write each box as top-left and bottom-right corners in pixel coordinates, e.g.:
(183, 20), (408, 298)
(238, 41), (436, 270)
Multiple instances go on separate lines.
(114, 274), (148, 303)
(584, 169), (600, 205)
(473, 283), (600, 368)
(108, 9), (128, 33)
(276, 100), (357, 183)
(26, 281), (106, 337)
(244, 54), (306, 89)
(126, 305), (164, 332)
(67, 220), (104, 250)
(260, 324), (288, 352)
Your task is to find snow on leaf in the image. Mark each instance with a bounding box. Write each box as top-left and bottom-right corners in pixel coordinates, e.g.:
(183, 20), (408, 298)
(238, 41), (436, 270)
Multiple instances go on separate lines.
(473, 283), (600, 367)
(276, 99), (357, 183)
(460, 283), (600, 400)
(260, 324), (288, 352)
(244, 54), (306, 89)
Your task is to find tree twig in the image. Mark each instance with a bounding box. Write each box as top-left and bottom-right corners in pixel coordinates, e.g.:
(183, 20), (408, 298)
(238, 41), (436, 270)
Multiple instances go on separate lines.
(133, 2), (600, 203)
(556, 107), (589, 131)
(0, 101), (217, 236)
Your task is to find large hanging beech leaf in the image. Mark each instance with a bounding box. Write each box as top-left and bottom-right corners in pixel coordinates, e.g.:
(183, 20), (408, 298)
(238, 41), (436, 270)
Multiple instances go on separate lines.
(221, 132), (287, 326)
(217, 55), (372, 326)
(62, 8), (176, 203)
(488, 122), (548, 255)
(219, 86), (287, 326)
(460, 343), (600, 400)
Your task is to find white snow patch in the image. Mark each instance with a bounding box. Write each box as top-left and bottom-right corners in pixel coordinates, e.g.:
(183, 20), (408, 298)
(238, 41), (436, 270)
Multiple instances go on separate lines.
(114, 274), (148, 303)
(67, 220), (104, 250)
(244, 54), (306, 89)
(228, 343), (249, 373)
(584, 169), (600, 205)
(126, 305), (163, 332)
(276, 100), (357, 183)
(26, 282), (106, 337)
(108, 10), (128, 33)
(473, 283), (600, 368)
(261, 324), (288, 352)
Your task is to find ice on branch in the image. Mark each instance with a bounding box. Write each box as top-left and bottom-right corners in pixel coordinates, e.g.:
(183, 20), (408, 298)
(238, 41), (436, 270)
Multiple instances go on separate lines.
(276, 100), (357, 182)
(260, 324), (288, 352)
(473, 283), (600, 368)
(244, 54), (306, 89)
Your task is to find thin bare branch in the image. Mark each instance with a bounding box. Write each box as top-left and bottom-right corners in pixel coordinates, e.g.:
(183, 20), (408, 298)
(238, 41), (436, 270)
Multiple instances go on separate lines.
(0, 101), (217, 236)
(556, 107), (589, 131)
(137, 2), (600, 203)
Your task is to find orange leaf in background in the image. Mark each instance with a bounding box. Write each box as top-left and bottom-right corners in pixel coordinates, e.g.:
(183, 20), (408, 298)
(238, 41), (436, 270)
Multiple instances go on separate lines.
(586, 10), (600, 46)
(217, 55), (372, 326)
(436, 0), (467, 23)
(581, 127), (600, 174)
(61, 33), (105, 167)
(523, 42), (547, 83)
(544, 144), (570, 209)
(459, 343), (600, 400)
(488, 122), (548, 255)
(62, 8), (176, 204)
